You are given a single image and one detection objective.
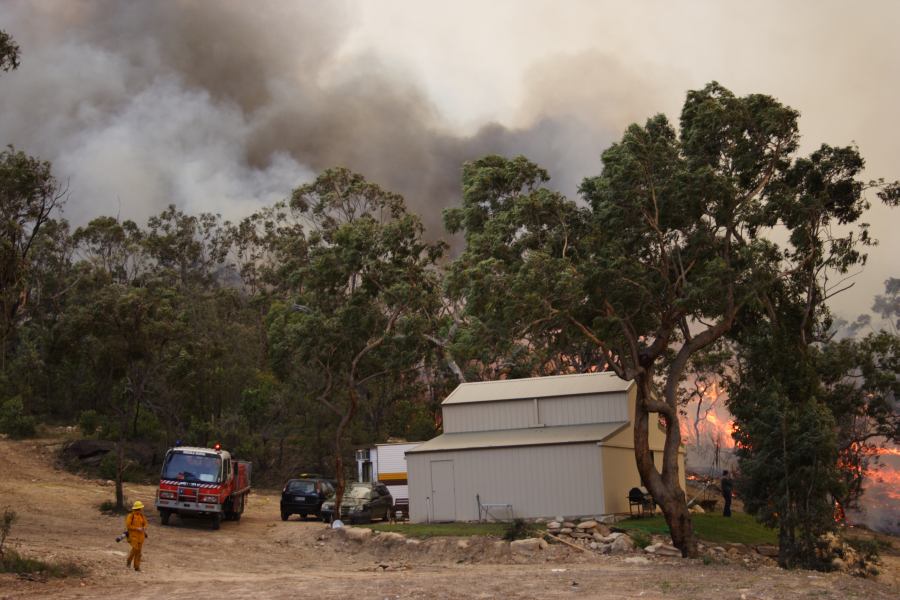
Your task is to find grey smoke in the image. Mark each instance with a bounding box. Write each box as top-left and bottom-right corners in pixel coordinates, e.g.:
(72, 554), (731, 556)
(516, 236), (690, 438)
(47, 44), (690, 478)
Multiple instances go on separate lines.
(0, 0), (647, 234)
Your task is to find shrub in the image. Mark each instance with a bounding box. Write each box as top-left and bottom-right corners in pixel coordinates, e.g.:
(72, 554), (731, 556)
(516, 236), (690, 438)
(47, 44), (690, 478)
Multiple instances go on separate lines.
(77, 410), (103, 437)
(0, 397), (36, 438)
(847, 538), (880, 562)
(0, 548), (85, 577)
(99, 499), (130, 515)
(629, 529), (652, 549)
(98, 452), (140, 482)
(0, 508), (16, 557)
(503, 518), (541, 541)
(0, 507), (83, 577)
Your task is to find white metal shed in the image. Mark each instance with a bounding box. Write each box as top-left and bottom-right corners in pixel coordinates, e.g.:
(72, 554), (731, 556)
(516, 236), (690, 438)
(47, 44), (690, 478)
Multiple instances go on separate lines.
(406, 372), (685, 522)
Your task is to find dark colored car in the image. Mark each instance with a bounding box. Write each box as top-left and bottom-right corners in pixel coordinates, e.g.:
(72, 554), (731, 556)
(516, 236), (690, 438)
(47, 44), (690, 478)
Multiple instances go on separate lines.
(320, 482), (393, 524)
(280, 478), (334, 521)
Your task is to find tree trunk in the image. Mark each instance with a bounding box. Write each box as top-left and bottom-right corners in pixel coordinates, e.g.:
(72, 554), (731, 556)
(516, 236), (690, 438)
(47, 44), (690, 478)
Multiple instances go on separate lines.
(332, 432), (344, 522)
(332, 384), (362, 521)
(115, 438), (125, 511)
(632, 374), (697, 557)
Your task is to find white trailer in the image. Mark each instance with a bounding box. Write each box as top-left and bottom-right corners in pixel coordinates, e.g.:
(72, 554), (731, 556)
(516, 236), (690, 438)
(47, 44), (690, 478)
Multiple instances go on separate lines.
(356, 441), (420, 515)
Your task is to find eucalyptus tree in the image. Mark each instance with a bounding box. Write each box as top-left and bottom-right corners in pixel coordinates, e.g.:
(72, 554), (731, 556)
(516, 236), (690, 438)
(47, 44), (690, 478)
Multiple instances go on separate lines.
(268, 168), (444, 515)
(446, 83), (887, 557)
(0, 148), (65, 371)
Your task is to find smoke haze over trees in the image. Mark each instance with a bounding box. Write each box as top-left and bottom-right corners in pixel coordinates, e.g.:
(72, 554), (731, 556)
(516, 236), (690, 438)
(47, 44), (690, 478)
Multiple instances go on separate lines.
(2, 1), (895, 321)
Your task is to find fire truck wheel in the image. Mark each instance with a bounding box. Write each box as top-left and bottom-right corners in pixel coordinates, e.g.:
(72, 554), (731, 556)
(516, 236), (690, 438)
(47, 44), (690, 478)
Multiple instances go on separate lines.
(160, 510), (171, 526)
(281, 511), (289, 521)
(232, 511), (242, 522)
(211, 513), (221, 530)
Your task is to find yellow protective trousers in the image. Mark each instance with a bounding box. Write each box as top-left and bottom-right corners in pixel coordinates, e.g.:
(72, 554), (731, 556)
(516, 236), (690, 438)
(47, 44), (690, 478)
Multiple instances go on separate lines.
(126, 536), (144, 570)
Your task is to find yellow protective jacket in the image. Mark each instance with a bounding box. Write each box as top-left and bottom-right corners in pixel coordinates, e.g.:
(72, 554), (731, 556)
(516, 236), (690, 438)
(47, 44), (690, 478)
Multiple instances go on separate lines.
(126, 510), (148, 544)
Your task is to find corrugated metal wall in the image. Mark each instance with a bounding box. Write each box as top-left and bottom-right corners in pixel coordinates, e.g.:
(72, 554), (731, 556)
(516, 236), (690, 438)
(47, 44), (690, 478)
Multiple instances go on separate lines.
(442, 393), (628, 433)
(442, 399), (534, 433)
(537, 393), (628, 426)
(407, 443), (605, 522)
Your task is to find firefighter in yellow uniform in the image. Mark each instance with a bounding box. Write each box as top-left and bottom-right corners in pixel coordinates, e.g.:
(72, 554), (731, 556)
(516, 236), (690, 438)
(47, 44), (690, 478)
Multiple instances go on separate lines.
(125, 501), (148, 571)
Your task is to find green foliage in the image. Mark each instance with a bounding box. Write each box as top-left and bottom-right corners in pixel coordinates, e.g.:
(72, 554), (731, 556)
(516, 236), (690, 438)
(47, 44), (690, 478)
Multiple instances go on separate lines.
(98, 453), (140, 482)
(628, 529), (652, 549)
(618, 514), (778, 546)
(847, 538), (881, 563)
(502, 518), (542, 541)
(78, 410), (105, 437)
(0, 396), (36, 438)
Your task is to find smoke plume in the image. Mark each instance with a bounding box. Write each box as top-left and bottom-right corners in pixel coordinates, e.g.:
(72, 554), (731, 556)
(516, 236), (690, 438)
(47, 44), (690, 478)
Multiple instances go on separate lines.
(0, 0), (661, 234)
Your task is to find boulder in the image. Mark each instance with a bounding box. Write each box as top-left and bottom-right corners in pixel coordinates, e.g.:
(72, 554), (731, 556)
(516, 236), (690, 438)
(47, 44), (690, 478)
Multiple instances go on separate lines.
(456, 539), (470, 550)
(62, 439), (114, 460)
(609, 535), (634, 554)
(576, 520), (598, 530)
(510, 538), (544, 554)
(405, 538), (421, 547)
(755, 545), (779, 557)
(377, 532), (405, 547)
(559, 528), (573, 534)
(562, 521), (576, 529)
(644, 543), (681, 557)
(689, 504), (705, 514)
(571, 532), (591, 539)
(547, 521), (562, 530)
(340, 527), (373, 542)
(598, 515), (625, 524)
(596, 532), (624, 544)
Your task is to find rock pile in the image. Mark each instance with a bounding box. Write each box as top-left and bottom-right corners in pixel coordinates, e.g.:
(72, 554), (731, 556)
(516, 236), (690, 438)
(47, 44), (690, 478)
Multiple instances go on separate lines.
(545, 518), (636, 554)
(816, 532), (880, 577)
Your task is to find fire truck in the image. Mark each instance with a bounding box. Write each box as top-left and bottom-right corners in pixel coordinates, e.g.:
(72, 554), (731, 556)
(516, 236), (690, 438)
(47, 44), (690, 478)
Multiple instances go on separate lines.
(155, 444), (251, 530)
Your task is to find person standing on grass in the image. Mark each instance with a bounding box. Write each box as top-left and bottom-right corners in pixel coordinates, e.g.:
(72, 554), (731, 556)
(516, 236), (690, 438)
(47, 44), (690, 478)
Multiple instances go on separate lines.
(721, 470), (733, 517)
(125, 501), (148, 571)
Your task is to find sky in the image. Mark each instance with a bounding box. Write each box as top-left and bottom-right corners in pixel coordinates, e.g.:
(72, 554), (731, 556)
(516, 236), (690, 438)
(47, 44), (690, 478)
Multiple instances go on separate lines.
(0, 0), (897, 320)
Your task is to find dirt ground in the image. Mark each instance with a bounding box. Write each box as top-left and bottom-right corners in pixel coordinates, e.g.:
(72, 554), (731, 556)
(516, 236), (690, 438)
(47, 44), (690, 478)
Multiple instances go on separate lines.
(1, 438), (898, 600)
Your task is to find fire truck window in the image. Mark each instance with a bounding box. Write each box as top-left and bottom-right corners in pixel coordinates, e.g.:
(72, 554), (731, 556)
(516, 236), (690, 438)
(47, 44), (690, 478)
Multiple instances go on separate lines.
(162, 453), (222, 483)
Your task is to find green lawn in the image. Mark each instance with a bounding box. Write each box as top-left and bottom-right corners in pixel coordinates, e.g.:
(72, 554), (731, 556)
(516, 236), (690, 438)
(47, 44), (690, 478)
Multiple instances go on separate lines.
(361, 522), (511, 538)
(617, 512), (777, 545)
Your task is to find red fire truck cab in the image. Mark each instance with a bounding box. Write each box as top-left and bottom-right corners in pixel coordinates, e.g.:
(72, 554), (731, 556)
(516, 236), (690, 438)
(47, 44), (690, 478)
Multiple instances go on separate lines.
(155, 445), (251, 529)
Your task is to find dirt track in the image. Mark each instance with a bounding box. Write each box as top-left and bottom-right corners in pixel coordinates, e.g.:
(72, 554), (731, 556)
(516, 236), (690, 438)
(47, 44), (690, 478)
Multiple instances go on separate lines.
(1, 438), (898, 599)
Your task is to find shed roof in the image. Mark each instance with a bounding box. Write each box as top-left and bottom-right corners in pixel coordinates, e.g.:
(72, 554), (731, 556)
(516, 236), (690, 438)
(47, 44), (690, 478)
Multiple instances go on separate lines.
(406, 422), (628, 454)
(442, 371), (632, 406)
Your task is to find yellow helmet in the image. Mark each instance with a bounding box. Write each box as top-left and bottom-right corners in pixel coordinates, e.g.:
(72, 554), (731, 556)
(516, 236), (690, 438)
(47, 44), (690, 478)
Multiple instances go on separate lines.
(132, 501), (144, 510)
